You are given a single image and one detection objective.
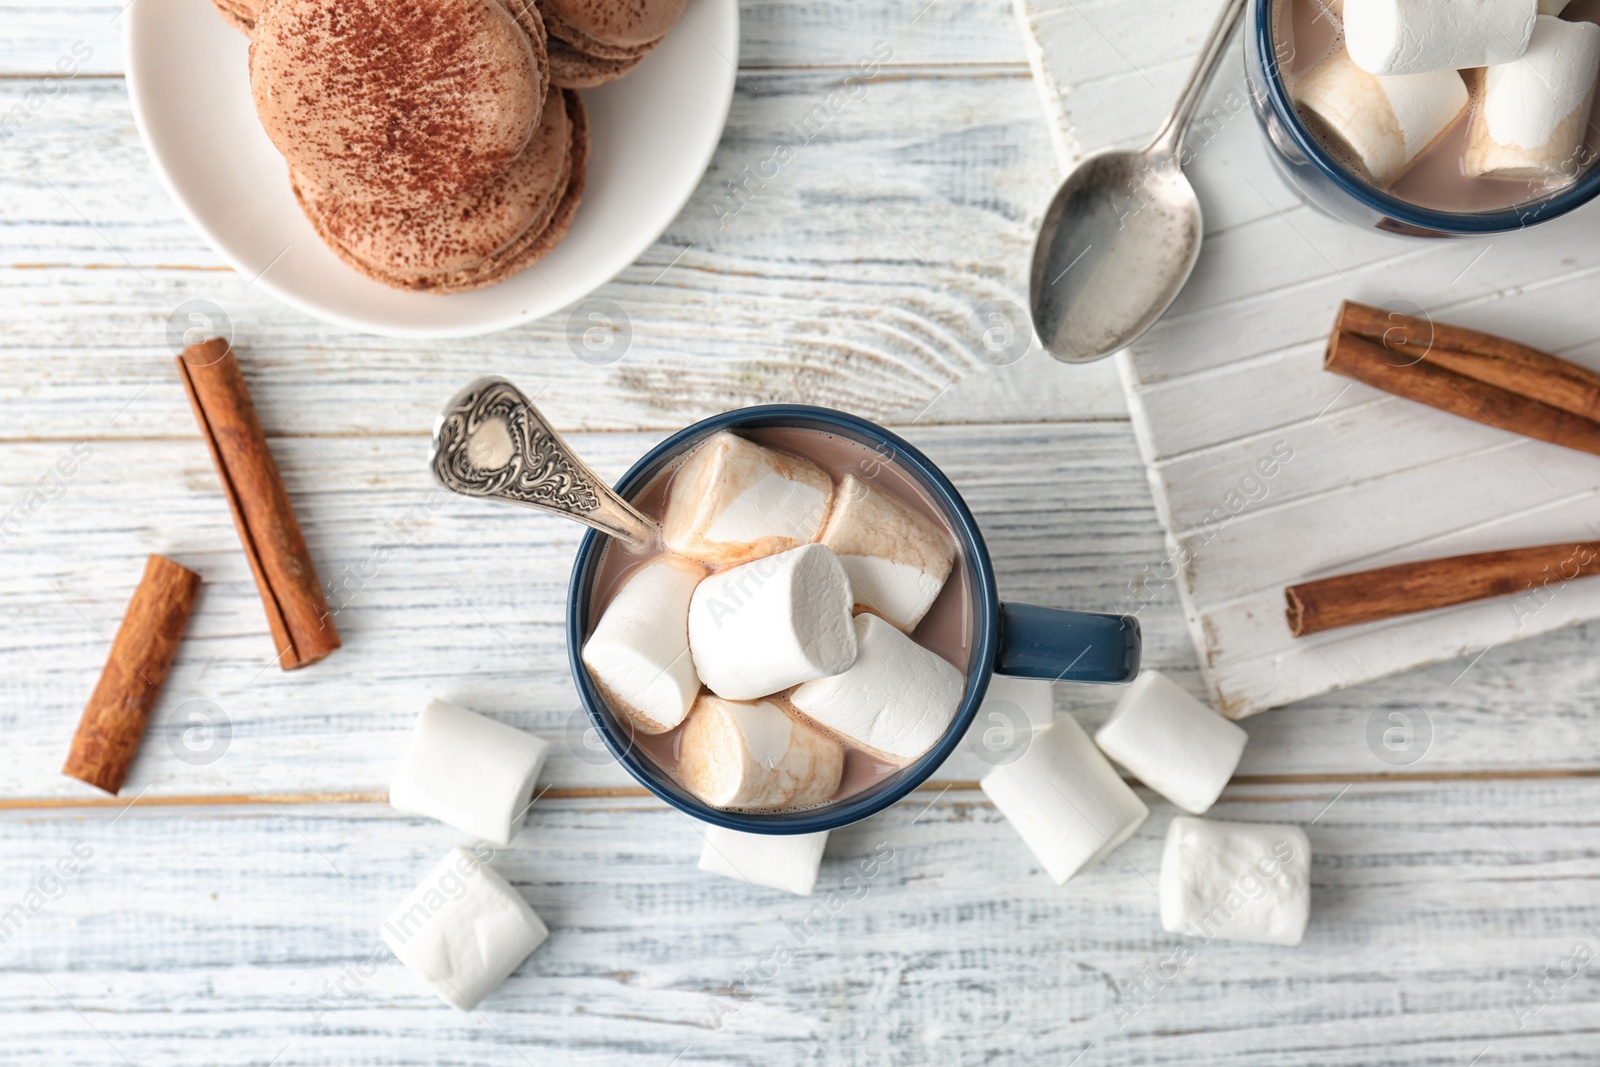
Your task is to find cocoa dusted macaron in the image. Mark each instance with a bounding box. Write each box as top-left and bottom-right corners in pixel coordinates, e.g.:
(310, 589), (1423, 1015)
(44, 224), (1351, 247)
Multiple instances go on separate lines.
(250, 0), (548, 208)
(291, 89), (589, 295)
(493, 0), (551, 62)
(210, 0), (264, 35)
(538, 0), (683, 87)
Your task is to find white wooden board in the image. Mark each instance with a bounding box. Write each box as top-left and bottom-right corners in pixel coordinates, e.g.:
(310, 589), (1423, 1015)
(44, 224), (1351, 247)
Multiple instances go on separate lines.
(1016, 0), (1600, 716)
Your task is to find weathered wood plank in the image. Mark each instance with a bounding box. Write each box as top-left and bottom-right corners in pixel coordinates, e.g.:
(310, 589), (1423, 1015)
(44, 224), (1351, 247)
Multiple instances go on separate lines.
(1132, 241), (1600, 392)
(0, 423), (1177, 798)
(1131, 247), (1600, 424)
(0, 72), (1126, 432)
(0, 0), (1029, 76)
(0, 781), (1595, 1064)
(5, 423), (1600, 803)
(1012, 0), (1306, 238)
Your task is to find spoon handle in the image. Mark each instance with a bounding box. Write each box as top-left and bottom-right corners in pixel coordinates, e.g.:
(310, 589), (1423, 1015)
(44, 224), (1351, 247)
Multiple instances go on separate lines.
(1148, 0), (1247, 158)
(430, 377), (658, 550)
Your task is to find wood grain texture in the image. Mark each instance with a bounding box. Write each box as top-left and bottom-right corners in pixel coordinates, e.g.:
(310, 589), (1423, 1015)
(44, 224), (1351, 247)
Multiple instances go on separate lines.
(1019, 0), (1600, 715)
(2, 0), (1598, 1062)
(0, 72), (1127, 434)
(7, 425), (1600, 803)
(0, 0), (1030, 75)
(0, 783), (1596, 1065)
(0, 424), (1172, 799)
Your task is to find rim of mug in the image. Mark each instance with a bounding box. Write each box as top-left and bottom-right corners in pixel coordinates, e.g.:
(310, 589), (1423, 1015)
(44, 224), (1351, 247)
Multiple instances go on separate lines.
(1252, 0), (1600, 234)
(566, 404), (1000, 835)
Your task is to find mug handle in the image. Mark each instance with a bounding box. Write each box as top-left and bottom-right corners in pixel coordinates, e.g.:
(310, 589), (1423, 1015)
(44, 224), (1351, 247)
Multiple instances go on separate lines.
(994, 602), (1141, 684)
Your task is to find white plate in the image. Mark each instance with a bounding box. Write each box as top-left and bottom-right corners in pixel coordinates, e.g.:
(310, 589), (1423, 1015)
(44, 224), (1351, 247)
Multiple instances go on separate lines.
(125, 0), (738, 338)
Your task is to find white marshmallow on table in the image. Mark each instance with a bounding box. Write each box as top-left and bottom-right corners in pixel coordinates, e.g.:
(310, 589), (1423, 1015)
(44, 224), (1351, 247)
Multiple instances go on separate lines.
(581, 556), (706, 734)
(1160, 817), (1311, 946)
(688, 543), (857, 701)
(1343, 0), (1537, 75)
(678, 695), (844, 810)
(981, 674), (1055, 733)
(979, 715), (1149, 884)
(697, 824), (830, 896)
(1466, 15), (1600, 181)
(389, 699), (552, 847)
(662, 432), (834, 565)
(789, 612), (964, 764)
(817, 473), (956, 631)
(1093, 670), (1247, 816)
(962, 674), (1054, 762)
(1294, 49), (1469, 184)
(380, 847), (549, 1010)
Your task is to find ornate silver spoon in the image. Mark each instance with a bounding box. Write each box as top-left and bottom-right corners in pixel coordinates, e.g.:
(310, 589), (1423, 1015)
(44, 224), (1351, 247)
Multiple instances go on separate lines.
(429, 377), (657, 550)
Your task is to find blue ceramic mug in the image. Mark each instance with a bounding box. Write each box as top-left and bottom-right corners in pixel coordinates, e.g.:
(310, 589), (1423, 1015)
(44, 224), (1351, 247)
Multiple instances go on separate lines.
(566, 405), (1141, 834)
(1245, 0), (1600, 236)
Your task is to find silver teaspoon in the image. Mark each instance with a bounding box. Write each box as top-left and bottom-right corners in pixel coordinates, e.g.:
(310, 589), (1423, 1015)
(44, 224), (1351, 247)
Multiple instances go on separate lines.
(1029, 0), (1246, 363)
(430, 377), (658, 550)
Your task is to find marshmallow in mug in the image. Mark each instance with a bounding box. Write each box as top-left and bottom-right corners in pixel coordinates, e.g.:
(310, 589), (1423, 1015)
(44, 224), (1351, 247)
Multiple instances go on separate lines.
(677, 695), (844, 810)
(1466, 15), (1600, 181)
(818, 472), (956, 631)
(697, 825), (830, 896)
(381, 847), (549, 1010)
(581, 556), (706, 734)
(662, 432), (834, 565)
(790, 612), (964, 764)
(980, 715), (1149, 884)
(1294, 49), (1468, 185)
(688, 543), (858, 701)
(1343, 0), (1537, 76)
(1159, 817), (1311, 946)
(1093, 670), (1247, 815)
(389, 699), (552, 846)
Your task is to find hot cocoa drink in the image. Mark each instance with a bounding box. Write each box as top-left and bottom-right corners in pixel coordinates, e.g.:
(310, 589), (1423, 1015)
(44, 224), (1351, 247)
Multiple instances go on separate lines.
(583, 428), (972, 814)
(1276, 0), (1600, 213)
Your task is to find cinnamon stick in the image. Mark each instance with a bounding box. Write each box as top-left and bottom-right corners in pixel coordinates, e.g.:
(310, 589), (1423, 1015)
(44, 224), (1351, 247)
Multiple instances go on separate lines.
(1285, 540), (1600, 637)
(177, 339), (340, 669)
(1336, 300), (1600, 422)
(63, 554), (201, 794)
(1326, 301), (1600, 457)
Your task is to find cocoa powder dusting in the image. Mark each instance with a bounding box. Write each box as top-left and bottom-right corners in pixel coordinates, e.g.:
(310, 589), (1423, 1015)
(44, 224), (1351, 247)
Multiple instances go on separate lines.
(298, 84), (572, 278)
(537, 0), (681, 51)
(250, 0), (542, 207)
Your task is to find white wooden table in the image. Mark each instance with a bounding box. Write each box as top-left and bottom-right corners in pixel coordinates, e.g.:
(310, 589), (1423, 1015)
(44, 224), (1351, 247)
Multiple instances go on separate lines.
(1, 1), (1597, 1063)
